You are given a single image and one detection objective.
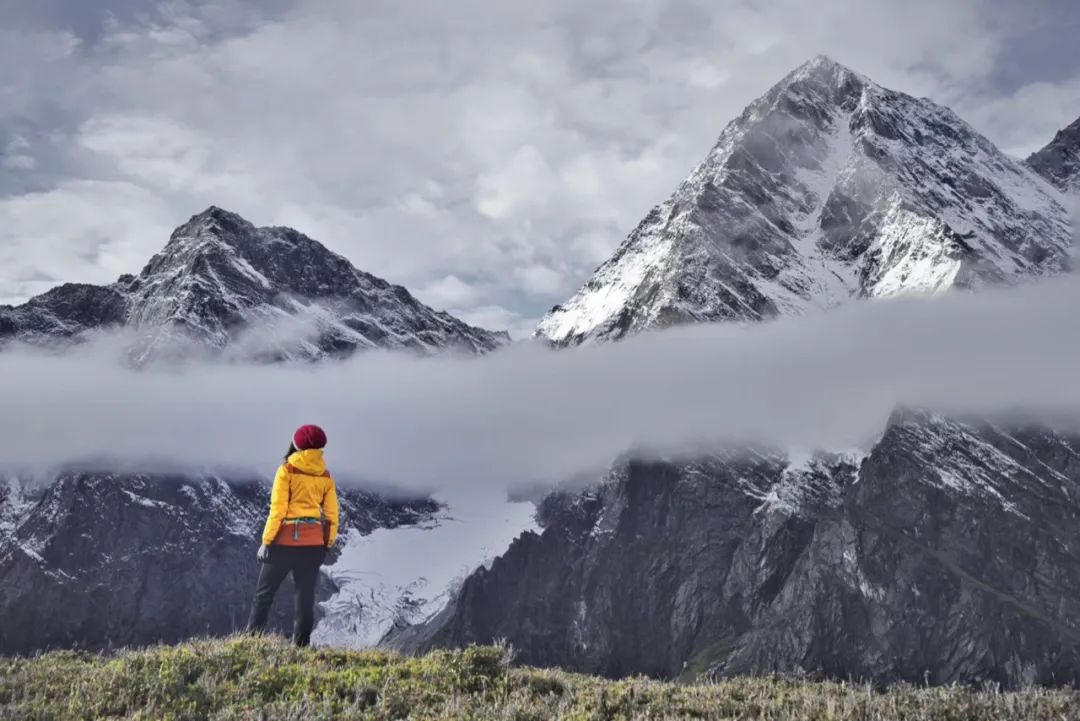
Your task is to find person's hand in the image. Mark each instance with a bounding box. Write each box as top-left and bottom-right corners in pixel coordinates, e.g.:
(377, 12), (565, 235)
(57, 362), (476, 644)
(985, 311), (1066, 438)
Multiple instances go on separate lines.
(257, 544), (271, 563)
(323, 543), (341, 565)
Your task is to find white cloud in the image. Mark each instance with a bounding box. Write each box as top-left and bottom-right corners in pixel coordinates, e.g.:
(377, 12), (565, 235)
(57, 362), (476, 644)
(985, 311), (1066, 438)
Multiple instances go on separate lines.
(476, 146), (558, 221)
(953, 77), (1080, 157)
(514, 265), (564, 297)
(2, 137), (37, 171)
(417, 275), (482, 310)
(77, 115), (222, 193)
(4, 276), (1080, 492)
(0, 180), (175, 303)
(450, 305), (539, 341)
(686, 60), (731, 90)
(0, 27), (81, 122)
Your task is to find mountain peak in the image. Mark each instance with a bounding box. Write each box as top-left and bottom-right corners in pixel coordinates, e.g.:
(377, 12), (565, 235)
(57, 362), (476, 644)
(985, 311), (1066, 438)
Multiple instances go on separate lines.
(126, 208), (509, 358)
(2, 208), (508, 360)
(790, 55), (861, 82)
(1027, 115), (1080, 194)
(729, 56), (879, 134)
(536, 60), (1073, 346)
(166, 206), (256, 250)
(193, 205), (239, 221)
(765, 55), (872, 103)
(1047, 115), (1080, 144)
(181, 205), (250, 231)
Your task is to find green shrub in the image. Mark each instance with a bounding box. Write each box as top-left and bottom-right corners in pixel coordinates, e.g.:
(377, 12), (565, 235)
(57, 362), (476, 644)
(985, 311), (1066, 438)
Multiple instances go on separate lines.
(521, 670), (567, 698)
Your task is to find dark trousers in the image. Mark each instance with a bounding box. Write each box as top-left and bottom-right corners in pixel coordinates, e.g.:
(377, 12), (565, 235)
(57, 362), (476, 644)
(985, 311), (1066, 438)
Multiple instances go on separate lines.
(246, 545), (326, 646)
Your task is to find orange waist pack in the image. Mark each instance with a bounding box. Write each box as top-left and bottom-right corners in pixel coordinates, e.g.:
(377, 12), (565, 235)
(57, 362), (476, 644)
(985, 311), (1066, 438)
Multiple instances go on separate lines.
(273, 518), (325, 546)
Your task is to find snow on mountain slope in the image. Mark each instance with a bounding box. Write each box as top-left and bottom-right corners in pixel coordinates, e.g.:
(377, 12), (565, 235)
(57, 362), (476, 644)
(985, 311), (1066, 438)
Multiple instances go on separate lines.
(0, 206), (509, 362)
(537, 56), (1073, 346)
(312, 489), (538, 648)
(1028, 115), (1080, 197)
(405, 411), (1080, 687)
(0, 478), (33, 544)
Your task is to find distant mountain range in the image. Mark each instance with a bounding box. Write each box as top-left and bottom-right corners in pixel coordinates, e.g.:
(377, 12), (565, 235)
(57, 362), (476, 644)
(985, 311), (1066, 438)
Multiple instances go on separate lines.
(4, 55), (1080, 684)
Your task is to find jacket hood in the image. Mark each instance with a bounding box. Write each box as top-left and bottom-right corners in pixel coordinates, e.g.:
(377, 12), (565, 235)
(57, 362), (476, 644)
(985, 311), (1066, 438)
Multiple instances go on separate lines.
(287, 448), (327, 475)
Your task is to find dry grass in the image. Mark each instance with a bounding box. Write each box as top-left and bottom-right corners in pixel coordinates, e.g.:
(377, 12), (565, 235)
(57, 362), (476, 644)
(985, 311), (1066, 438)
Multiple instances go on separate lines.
(1, 636), (1078, 720)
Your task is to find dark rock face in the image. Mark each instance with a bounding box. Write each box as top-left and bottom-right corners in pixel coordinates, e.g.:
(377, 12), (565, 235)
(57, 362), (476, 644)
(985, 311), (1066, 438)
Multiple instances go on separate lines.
(0, 206), (508, 361)
(1028, 116), (1080, 195)
(407, 412), (1080, 687)
(0, 472), (438, 654)
(0, 284), (129, 345)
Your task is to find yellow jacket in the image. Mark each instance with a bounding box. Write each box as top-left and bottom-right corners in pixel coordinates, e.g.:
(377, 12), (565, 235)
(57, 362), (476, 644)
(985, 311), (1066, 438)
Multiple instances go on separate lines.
(261, 449), (340, 546)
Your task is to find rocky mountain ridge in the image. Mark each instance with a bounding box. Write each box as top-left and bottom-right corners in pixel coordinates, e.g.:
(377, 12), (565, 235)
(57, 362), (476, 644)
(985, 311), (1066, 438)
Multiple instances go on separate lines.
(1028, 115), (1080, 196)
(402, 411), (1080, 687)
(0, 206), (508, 362)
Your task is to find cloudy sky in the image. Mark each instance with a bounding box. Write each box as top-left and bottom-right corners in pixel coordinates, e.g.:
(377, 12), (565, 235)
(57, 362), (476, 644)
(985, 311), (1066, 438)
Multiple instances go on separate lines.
(2, 0), (1078, 337)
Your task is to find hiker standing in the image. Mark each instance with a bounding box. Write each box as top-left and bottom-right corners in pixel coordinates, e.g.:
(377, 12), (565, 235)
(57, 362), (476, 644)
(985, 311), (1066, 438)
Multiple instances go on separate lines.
(246, 424), (340, 646)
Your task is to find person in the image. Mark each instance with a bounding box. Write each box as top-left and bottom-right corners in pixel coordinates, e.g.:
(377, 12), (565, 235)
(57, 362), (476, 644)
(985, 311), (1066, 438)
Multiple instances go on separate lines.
(246, 424), (339, 646)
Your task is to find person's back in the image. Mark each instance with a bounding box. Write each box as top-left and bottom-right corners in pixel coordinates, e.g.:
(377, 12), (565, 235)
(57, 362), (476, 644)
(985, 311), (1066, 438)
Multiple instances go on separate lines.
(246, 424), (339, 646)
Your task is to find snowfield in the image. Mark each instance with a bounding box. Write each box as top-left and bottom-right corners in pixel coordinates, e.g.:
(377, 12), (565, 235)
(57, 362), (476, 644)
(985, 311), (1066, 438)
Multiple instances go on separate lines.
(312, 489), (538, 648)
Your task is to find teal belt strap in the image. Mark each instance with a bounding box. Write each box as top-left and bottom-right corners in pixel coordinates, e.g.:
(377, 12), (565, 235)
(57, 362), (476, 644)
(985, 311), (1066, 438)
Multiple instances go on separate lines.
(283, 517), (322, 541)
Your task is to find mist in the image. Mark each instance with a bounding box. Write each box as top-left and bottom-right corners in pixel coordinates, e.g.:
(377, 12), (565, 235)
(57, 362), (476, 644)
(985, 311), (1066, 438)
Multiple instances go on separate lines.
(2, 275), (1080, 495)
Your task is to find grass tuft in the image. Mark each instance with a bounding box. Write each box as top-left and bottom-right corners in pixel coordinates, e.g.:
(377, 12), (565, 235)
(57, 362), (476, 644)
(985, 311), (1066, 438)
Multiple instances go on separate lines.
(1, 636), (1078, 720)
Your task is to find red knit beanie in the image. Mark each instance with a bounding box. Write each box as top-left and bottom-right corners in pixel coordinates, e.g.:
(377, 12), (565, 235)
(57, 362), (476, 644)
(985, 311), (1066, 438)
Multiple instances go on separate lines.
(293, 424), (327, 451)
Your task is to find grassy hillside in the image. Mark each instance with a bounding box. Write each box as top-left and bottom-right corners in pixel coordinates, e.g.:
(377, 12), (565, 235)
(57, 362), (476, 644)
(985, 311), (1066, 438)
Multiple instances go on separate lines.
(2, 636), (1079, 720)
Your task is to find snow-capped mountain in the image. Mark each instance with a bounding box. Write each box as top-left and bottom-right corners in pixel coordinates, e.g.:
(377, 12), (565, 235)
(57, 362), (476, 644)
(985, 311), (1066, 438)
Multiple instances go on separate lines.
(1028, 115), (1080, 196)
(536, 56), (1073, 346)
(0, 206), (508, 362)
(396, 58), (1080, 687)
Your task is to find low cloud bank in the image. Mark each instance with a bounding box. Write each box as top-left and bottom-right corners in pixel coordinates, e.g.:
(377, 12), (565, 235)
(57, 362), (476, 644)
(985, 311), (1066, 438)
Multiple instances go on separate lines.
(2, 276), (1080, 493)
